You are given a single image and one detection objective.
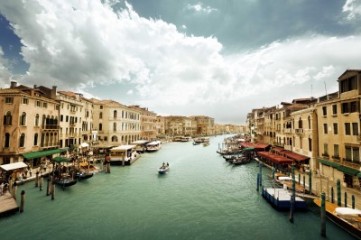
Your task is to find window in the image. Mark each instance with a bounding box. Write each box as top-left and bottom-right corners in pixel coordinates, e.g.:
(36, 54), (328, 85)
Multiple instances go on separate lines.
(43, 102), (47, 108)
(307, 116), (311, 129)
(35, 114), (40, 126)
(114, 110), (117, 119)
(298, 118), (303, 128)
(345, 123), (351, 135)
(333, 123), (338, 135)
(111, 136), (118, 142)
(22, 98), (29, 104)
(60, 115), (63, 122)
(342, 101), (359, 114)
(323, 124), (328, 134)
(99, 112), (103, 119)
(5, 97), (13, 104)
(332, 104), (337, 115)
(113, 122), (117, 131)
(99, 123), (103, 131)
(66, 116), (69, 122)
(34, 133), (38, 146)
(340, 76), (357, 93)
(100, 105), (103, 109)
(3, 111), (12, 125)
(20, 112), (26, 126)
(352, 122), (359, 136)
(322, 106), (327, 116)
(36, 101), (41, 107)
(308, 138), (312, 151)
(323, 143), (328, 156)
(333, 144), (339, 158)
(19, 133), (25, 147)
(345, 146), (360, 163)
(4, 133), (10, 148)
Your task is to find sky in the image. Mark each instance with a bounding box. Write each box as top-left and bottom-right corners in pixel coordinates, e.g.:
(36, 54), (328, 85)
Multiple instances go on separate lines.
(0, 0), (361, 124)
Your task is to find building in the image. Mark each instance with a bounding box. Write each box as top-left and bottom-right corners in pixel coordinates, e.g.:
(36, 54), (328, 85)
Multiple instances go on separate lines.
(129, 105), (157, 140)
(91, 99), (141, 146)
(0, 82), (60, 166)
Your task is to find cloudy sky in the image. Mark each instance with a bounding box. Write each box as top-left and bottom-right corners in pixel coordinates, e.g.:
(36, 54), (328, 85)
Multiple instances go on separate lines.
(0, 0), (361, 124)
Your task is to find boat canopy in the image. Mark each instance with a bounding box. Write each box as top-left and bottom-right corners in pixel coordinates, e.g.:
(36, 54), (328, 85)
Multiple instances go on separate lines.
(1, 162), (28, 171)
(335, 207), (361, 216)
(111, 145), (136, 152)
(147, 141), (161, 146)
(131, 140), (149, 145)
(53, 156), (72, 163)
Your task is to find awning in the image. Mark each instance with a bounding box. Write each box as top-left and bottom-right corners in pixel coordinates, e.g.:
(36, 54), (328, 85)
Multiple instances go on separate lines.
(111, 145), (136, 151)
(319, 159), (340, 168)
(53, 156), (72, 163)
(80, 142), (89, 148)
(283, 151), (309, 162)
(1, 162), (28, 171)
(257, 151), (293, 164)
(22, 148), (68, 159)
(336, 165), (359, 176)
(242, 147), (254, 151)
(240, 142), (271, 151)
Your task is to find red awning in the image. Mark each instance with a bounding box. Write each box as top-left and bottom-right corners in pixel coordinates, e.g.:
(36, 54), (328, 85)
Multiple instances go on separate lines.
(257, 151), (293, 164)
(240, 142), (271, 151)
(282, 151), (309, 162)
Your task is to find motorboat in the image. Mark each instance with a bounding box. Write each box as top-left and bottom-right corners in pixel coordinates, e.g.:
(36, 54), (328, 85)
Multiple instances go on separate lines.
(158, 163), (169, 174)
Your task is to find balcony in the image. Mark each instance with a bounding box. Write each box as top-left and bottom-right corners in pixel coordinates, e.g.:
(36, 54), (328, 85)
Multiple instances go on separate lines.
(295, 128), (304, 135)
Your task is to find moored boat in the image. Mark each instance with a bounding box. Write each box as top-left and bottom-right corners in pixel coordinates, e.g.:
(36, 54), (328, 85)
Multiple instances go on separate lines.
(146, 141), (162, 152)
(75, 171), (94, 180)
(54, 175), (77, 190)
(314, 198), (361, 239)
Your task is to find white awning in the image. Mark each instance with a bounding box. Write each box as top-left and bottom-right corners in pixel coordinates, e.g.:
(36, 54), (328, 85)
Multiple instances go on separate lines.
(1, 162), (28, 171)
(111, 145), (136, 152)
(80, 142), (89, 148)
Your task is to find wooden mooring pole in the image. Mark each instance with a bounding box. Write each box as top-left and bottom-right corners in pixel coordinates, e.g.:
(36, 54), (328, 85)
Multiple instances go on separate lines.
(321, 192), (326, 237)
(19, 190), (25, 213)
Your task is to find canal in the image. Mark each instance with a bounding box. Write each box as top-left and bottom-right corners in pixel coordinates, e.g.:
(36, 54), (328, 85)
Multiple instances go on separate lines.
(0, 135), (355, 240)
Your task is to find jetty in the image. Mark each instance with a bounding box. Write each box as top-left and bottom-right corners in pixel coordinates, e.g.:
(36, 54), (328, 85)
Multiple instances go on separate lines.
(262, 187), (307, 210)
(0, 192), (19, 217)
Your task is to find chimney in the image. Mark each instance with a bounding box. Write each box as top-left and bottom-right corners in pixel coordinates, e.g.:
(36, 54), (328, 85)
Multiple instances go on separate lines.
(51, 86), (57, 99)
(10, 81), (17, 88)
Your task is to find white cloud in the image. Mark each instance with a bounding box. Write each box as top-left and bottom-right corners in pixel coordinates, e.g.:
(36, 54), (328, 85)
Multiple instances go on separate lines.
(343, 0), (361, 20)
(0, 47), (12, 86)
(186, 2), (218, 14)
(1, 1), (361, 122)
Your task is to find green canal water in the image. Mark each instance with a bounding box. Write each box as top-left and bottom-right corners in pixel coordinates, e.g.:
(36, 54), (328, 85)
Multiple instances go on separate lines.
(0, 135), (355, 240)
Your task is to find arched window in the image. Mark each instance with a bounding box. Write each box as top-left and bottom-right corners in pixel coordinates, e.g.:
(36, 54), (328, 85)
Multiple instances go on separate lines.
(35, 114), (40, 126)
(308, 116), (311, 129)
(34, 133), (38, 146)
(19, 133), (25, 147)
(20, 112), (26, 125)
(111, 136), (118, 142)
(298, 117), (303, 129)
(4, 133), (10, 148)
(3, 111), (12, 125)
(113, 122), (117, 131)
(113, 110), (117, 119)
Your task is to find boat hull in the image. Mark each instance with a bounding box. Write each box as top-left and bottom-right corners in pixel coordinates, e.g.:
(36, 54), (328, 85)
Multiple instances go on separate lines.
(314, 198), (361, 239)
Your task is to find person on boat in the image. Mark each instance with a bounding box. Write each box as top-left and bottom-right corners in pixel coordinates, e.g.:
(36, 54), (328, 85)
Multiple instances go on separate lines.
(166, 162), (169, 167)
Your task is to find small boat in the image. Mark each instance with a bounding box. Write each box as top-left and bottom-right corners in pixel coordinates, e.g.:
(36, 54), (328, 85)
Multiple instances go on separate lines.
(232, 156), (251, 165)
(314, 198), (361, 239)
(54, 175), (77, 190)
(158, 163), (169, 174)
(75, 171), (94, 181)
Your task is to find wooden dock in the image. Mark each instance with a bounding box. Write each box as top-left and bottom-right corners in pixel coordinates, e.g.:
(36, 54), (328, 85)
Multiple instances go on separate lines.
(0, 192), (19, 217)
